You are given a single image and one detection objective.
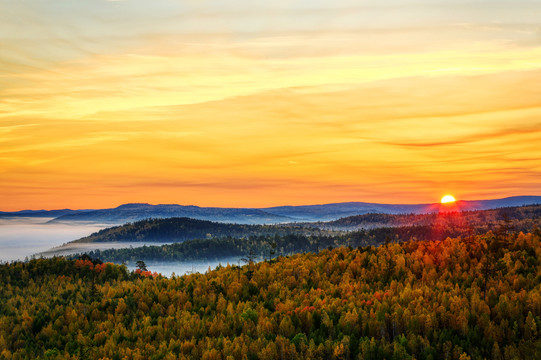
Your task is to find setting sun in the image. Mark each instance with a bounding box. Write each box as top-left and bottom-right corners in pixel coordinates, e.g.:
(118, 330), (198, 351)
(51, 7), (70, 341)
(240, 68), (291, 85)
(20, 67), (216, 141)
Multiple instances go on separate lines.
(441, 195), (456, 204)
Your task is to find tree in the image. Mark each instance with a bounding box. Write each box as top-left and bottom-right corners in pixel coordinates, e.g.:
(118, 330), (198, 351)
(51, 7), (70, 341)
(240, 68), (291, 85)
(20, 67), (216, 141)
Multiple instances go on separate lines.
(89, 274), (101, 302)
(242, 248), (257, 280)
(136, 260), (147, 271)
(269, 241), (277, 262)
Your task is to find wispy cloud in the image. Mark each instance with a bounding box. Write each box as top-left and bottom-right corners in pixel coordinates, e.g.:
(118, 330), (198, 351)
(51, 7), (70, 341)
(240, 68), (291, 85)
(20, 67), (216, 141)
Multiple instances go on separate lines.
(1, 0), (541, 209)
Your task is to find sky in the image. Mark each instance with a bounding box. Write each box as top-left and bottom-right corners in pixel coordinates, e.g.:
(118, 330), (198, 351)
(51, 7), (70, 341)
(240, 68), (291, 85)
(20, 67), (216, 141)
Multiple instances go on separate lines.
(1, 0), (541, 210)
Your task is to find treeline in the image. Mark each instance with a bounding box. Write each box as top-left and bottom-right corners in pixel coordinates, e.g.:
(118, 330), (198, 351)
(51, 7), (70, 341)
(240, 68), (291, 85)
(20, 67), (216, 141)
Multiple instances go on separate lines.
(1, 230), (540, 359)
(73, 217), (335, 244)
(75, 234), (328, 263)
(78, 218), (538, 263)
(319, 204), (541, 231)
(71, 205), (541, 250)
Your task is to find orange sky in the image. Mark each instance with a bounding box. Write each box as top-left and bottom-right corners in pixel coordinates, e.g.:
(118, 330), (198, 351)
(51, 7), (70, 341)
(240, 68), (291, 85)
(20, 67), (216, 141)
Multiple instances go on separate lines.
(1, 1), (541, 210)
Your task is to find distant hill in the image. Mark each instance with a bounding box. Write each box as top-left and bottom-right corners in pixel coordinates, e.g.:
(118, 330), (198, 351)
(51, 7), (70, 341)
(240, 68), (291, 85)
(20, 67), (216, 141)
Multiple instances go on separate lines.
(3, 195), (540, 224)
(318, 203), (541, 231)
(262, 195), (541, 221)
(49, 203), (293, 225)
(454, 195), (541, 210)
(262, 202), (433, 221)
(0, 209), (91, 218)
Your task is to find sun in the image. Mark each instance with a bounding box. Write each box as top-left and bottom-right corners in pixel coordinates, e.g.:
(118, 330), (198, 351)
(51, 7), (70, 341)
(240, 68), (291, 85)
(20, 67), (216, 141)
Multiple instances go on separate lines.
(441, 195), (456, 204)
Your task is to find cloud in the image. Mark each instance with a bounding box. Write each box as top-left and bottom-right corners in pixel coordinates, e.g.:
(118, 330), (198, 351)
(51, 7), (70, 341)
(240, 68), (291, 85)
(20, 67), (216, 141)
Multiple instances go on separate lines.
(1, 1), (541, 209)
(381, 122), (541, 148)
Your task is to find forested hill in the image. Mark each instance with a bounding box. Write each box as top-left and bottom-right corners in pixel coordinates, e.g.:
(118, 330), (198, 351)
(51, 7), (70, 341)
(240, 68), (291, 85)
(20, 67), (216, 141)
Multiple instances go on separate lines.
(65, 205), (541, 264)
(73, 204), (541, 245)
(1, 231), (540, 359)
(73, 217), (332, 243)
(313, 204), (541, 231)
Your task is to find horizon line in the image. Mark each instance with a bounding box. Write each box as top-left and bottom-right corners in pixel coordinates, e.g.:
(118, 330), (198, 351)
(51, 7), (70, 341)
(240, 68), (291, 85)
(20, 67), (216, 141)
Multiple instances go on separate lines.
(2, 194), (540, 213)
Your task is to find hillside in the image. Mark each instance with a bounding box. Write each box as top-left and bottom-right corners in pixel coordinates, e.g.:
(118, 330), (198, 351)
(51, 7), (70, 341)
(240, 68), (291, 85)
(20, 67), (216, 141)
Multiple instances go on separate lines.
(71, 217), (332, 244)
(79, 204), (541, 264)
(319, 204), (541, 231)
(73, 204), (541, 244)
(1, 231), (540, 359)
(64, 204), (541, 264)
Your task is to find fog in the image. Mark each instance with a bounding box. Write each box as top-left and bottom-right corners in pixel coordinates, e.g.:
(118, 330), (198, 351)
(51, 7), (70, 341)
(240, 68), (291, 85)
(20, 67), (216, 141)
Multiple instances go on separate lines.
(0, 217), (243, 278)
(125, 258), (244, 278)
(0, 218), (109, 262)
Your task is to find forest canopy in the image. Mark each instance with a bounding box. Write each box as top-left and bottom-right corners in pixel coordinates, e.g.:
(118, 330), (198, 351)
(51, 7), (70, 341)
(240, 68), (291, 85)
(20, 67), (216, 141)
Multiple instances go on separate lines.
(1, 229), (540, 359)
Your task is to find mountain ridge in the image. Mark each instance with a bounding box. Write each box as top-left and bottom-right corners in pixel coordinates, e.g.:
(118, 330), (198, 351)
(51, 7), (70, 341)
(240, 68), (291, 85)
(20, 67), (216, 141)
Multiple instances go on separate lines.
(2, 195), (539, 225)
(48, 203), (291, 225)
